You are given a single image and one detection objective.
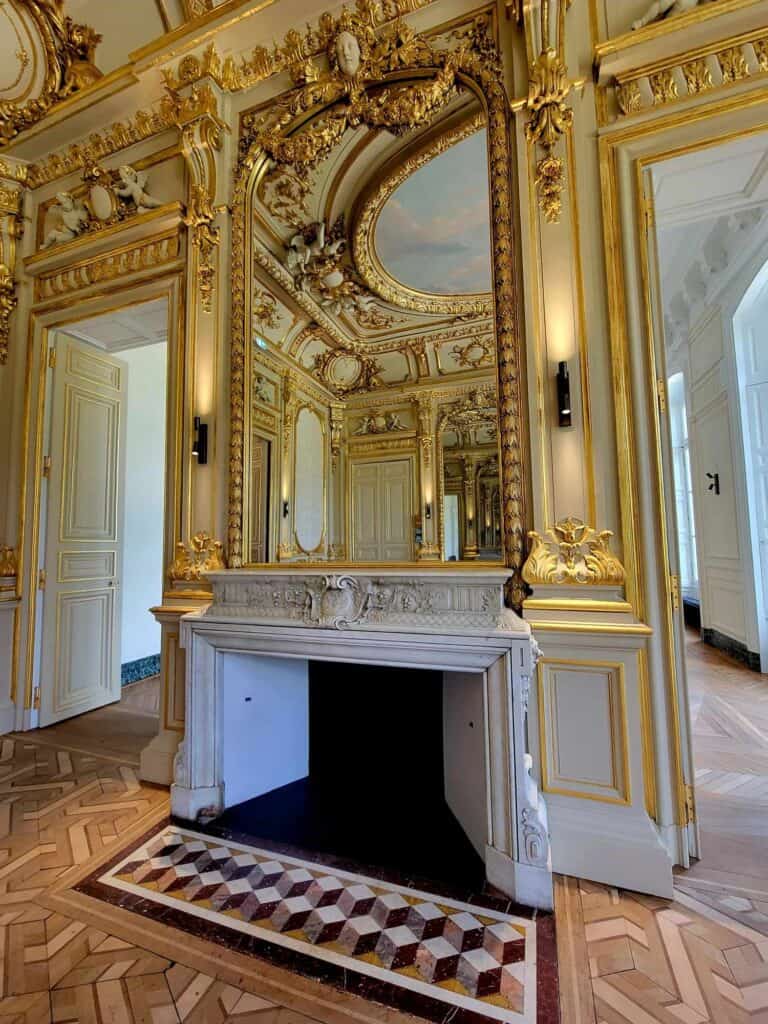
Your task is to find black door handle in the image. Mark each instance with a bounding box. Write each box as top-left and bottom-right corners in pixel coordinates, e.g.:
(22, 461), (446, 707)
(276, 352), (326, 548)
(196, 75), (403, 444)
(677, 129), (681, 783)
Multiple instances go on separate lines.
(706, 472), (720, 495)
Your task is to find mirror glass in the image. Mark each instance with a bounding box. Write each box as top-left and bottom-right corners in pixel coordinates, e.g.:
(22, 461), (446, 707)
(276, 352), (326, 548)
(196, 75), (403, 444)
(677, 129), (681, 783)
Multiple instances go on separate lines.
(246, 90), (501, 564)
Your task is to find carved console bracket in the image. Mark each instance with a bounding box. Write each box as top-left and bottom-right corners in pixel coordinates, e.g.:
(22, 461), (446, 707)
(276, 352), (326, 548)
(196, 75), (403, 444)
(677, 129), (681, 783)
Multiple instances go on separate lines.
(522, 516), (626, 586)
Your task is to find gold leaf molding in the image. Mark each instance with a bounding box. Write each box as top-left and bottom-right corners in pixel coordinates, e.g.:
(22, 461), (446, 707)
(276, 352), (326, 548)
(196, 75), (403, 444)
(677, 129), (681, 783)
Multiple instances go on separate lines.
(522, 516), (626, 586)
(167, 532), (226, 582)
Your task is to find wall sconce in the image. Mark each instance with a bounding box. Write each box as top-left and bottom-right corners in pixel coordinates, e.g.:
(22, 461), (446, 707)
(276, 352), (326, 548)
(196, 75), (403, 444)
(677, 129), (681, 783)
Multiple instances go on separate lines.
(556, 361), (572, 428)
(282, 499), (290, 518)
(192, 417), (208, 465)
(425, 502), (432, 520)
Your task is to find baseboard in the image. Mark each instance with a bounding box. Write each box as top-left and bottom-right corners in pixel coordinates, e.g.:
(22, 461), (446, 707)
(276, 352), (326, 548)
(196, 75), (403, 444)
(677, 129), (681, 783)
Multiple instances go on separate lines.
(701, 628), (761, 672)
(547, 800), (674, 898)
(121, 654), (161, 685)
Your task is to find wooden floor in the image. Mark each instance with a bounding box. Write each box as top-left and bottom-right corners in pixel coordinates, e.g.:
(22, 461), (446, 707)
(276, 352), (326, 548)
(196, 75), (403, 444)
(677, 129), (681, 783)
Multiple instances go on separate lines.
(556, 631), (768, 1023)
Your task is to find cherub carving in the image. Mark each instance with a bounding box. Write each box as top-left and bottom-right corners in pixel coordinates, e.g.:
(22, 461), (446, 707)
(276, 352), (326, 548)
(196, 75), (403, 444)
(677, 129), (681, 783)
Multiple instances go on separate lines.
(632, 0), (706, 31)
(116, 165), (162, 213)
(42, 192), (89, 248)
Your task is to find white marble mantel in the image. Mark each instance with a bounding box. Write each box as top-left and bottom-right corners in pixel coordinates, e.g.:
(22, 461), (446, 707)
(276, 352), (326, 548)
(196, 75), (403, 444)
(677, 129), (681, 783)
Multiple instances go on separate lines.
(171, 568), (552, 909)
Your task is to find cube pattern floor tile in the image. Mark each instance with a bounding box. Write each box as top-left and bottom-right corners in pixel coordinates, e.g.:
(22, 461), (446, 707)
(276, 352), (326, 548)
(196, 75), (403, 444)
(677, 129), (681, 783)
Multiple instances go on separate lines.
(89, 826), (538, 1023)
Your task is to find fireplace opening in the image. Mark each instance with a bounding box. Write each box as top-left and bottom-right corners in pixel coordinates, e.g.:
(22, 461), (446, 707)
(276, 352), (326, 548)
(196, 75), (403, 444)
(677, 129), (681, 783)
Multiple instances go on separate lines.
(206, 660), (487, 892)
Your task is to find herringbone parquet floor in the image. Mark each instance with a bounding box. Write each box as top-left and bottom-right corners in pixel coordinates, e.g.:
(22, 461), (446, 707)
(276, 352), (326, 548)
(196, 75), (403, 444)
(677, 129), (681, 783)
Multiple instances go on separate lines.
(0, 736), (330, 1024)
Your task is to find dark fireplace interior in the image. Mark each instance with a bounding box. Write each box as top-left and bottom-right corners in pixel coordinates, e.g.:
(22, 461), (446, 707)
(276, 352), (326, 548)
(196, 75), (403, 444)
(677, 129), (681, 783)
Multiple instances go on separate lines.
(206, 661), (486, 892)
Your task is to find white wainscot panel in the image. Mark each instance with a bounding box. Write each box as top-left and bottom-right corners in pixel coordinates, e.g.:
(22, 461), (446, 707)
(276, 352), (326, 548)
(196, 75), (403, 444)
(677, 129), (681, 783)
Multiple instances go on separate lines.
(540, 660), (628, 804)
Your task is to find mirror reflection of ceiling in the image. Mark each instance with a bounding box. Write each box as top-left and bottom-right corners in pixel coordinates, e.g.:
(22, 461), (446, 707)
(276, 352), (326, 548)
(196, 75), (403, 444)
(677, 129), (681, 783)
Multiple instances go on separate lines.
(251, 93), (496, 394)
(374, 130), (492, 297)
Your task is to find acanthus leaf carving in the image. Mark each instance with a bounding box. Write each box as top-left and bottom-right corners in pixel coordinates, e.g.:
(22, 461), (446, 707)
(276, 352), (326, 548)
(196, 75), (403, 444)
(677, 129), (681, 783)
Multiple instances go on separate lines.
(167, 532), (227, 583)
(522, 516), (626, 586)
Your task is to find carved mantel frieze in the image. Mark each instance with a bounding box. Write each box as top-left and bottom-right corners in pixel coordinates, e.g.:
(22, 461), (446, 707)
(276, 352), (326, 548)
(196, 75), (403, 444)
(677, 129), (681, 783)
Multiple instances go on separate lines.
(204, 568), (523, 634)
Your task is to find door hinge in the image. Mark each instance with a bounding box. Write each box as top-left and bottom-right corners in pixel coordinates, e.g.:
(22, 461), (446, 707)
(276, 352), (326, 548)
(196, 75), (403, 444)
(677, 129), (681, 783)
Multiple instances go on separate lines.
(48, 347), (56, 369)
(37, 569), (46, 591)
(642, 196), (655, 234)
(42, 455), (52, 478)
(684, 783), (696, 824)
(32, 686), (40, 710)
(669, 572), (681, 611)
(656, 377), (667, 414)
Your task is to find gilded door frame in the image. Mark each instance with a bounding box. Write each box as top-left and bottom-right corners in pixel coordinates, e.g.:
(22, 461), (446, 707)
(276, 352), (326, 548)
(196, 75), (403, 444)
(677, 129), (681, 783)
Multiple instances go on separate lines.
(14, 271), (187, 724)
(598, 85), (768, 832)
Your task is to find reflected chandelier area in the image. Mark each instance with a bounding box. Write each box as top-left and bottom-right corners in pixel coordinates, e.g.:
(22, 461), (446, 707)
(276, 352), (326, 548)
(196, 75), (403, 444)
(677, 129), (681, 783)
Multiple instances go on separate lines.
(242, 86), (503, 567)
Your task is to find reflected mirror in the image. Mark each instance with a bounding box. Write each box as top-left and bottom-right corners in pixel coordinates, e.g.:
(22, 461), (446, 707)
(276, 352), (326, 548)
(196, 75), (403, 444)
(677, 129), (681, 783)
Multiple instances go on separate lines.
(245, 85), (501, 565)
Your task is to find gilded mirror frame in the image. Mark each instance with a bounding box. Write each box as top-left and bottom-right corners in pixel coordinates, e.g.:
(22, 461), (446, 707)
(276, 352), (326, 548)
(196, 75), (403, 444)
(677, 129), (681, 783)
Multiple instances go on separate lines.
(228, 8), (528, 606)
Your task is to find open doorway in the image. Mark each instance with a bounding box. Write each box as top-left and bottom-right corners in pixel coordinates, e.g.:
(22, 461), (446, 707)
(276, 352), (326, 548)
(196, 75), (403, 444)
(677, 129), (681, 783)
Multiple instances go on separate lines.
(36, 297), (168, 757)
(646, 132), (768, 908)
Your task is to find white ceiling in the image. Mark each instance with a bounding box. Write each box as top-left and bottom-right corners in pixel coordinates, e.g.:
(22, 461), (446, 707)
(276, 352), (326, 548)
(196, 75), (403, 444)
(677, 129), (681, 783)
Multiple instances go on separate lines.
(653, 131), (768, 294)
(66, 297), (168, 351)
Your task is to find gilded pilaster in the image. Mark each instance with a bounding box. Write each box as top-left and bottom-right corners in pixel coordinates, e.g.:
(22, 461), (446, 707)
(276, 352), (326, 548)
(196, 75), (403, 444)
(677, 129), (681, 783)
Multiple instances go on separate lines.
(416, 394), (439, 559)
(174, 75), (229, 544)
(0, 163), (25, 366)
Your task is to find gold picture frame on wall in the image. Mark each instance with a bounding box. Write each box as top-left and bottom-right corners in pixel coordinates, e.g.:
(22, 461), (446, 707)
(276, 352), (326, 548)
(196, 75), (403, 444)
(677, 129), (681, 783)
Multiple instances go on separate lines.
(228, 6), (529, 606)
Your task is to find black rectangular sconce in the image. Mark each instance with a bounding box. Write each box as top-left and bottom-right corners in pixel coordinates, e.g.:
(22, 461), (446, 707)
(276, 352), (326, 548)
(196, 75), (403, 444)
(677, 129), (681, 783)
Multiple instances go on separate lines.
(425, 502), (432, 520)
(282, 499), (290, 518)
(192, 416), (208, 465)
(556, 360), (572, 428)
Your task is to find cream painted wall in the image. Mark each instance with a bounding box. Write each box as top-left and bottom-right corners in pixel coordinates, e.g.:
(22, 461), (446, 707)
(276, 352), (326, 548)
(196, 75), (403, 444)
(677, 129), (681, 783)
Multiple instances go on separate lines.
(120, 343), (167, 666)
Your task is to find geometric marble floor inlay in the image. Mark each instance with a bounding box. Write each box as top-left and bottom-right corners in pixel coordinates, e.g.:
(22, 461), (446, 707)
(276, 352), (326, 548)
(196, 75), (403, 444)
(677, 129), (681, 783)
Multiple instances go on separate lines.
(83, 826), (540, 1024)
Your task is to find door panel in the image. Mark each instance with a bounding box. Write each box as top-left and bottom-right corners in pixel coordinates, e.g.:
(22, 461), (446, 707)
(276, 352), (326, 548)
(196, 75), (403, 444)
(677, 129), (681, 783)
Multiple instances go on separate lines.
(351, 459), (413, 562)
(40, 336), (127, 727)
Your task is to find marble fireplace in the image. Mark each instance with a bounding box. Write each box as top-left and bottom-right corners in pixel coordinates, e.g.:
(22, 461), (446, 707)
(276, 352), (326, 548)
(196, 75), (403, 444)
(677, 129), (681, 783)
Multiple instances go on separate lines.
(171, 569), (552, 910)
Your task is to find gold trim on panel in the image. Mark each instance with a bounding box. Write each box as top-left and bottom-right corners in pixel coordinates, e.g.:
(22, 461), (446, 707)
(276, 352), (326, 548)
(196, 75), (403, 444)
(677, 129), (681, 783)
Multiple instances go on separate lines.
(637, 648), (658, 822)
(538, 658), (631, 806)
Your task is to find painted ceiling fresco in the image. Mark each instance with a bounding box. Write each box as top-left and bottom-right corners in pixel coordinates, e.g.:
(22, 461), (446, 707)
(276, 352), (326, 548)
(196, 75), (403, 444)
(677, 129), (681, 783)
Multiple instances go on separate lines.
(374, 129), (493, 297)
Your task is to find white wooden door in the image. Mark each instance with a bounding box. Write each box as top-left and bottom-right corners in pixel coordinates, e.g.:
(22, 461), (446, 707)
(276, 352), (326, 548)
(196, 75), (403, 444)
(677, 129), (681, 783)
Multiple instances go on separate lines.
(741, 321), (768, 669)
(40, 336), (127, 726)
(642, 173), (700, 859)
(351, 459), (413, 561)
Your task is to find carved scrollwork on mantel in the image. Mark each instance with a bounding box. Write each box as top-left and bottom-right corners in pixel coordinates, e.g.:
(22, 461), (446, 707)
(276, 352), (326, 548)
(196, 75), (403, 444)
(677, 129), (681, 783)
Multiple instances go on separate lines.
(167, 532), (226, 583)
(522, 516), (626, 586)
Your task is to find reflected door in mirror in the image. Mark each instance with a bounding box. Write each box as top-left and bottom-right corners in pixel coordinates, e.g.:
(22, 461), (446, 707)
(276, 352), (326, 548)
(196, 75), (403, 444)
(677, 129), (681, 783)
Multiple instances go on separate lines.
(250, 437), (271, 563)
(352, 459), (413, 562)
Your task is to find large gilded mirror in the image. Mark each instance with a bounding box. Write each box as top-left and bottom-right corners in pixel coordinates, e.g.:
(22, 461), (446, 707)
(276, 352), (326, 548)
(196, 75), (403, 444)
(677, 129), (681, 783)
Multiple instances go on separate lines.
(230, 8), (525, 593)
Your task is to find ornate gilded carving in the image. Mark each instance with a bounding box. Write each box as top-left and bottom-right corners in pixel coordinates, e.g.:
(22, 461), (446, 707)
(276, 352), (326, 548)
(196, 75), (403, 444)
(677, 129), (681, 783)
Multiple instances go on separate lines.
(260, 166), (315, 227)
(682, 59), (713, 93)
(522, 517), (626, 586)
(312, 347), (382, 397)
(754, 39), (768, 72)
(524, 15), (574, 226)
(34, 231), (181, 302)
(184, 185), (221, 314)
(649, 68), (679, 104)
(0, 2), (102, 145)
(718, 46), (749, 82)
(230, 8), (527, 606)
(167, 532), (226, 582)
(0, 264), (17, 364)
(615, 80), (642, 115)
(352, 411), (406, 435)
(252, 287), (280, 332)
(0, 546), (17, 577)
(452, 337), (494, 368)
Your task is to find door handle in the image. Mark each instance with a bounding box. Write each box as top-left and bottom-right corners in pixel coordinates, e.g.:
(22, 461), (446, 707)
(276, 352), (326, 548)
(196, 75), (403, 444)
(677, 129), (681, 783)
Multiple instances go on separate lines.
(706, 472), (720, 495)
